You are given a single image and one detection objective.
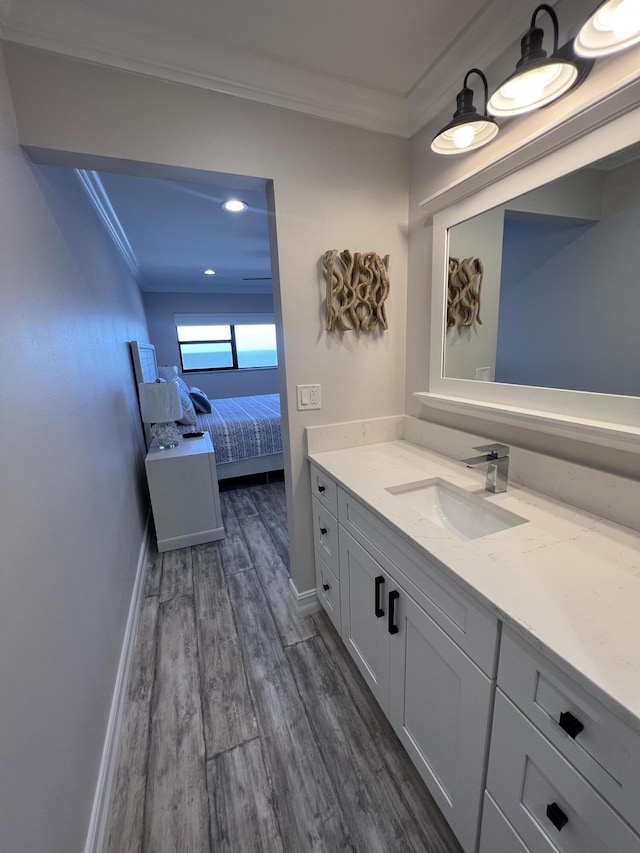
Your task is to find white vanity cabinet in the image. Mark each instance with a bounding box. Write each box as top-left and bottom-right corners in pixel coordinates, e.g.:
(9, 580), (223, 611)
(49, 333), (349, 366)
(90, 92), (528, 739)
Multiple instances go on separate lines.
(311, 465), (341, 633)
(482, 626), (640, 853)
(310, 463), (499, 853)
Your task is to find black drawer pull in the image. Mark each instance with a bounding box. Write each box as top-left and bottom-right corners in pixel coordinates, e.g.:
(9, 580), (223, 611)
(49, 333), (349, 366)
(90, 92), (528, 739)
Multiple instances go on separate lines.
(388, 590), (400, 635)
(546, 802), (568, 832)
(374, 575), (385, 617)
(559, 711), (584, 739)
(317, 485), (326, 493)
(323, 583), (330, 592)
(319, 526), (327, 536)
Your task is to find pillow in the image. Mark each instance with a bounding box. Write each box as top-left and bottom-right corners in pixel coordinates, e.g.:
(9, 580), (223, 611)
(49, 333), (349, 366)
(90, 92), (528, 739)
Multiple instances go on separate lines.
(189, 387), (212, 414)
(158, 365), (178, 381)
(174, 382), (197, 426)
(174, 375), (191, 395)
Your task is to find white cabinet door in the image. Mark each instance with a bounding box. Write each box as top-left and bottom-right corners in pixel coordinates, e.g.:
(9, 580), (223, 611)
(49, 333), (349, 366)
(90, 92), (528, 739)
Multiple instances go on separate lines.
(389, 586), (492, 853)
(339, 529), (390, 714)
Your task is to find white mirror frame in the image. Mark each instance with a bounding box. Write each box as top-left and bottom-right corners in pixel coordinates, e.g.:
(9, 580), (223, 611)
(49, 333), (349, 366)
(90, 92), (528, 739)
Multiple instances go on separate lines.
(416, 106), (640, 454)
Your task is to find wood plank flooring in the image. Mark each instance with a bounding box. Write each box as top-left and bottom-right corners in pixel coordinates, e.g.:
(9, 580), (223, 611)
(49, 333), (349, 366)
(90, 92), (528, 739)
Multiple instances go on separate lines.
(106, 475), (463, 853)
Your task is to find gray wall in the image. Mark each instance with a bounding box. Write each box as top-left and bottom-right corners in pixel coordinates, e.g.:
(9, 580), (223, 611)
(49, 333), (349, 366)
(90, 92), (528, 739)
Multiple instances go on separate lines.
(496, 159), (638, 397)
(143, 290), (279, 398)
(0, 45), (150, 853)
(4, 43), (408, 619)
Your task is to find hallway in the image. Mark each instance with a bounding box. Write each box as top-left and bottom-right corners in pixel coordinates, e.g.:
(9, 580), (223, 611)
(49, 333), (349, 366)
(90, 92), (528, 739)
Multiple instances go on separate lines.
(106, 478), (462, 852)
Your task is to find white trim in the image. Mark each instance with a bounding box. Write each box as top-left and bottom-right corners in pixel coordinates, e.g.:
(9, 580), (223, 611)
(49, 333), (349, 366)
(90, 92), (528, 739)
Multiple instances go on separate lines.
(83, 517), (151, 853)
(288, 577), (320, 617)
(2, 26), (408, 137)
(75, 170), (139, 279)
(157, 525), (225, 552)
(175, 313), (275, 326)
(413, 392), (640, 455)
(422, 101), (640, 452)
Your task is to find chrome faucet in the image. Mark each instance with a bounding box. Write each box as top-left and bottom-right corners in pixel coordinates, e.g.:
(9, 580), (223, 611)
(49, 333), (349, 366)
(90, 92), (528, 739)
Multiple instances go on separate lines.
(462, 443), (510, 493)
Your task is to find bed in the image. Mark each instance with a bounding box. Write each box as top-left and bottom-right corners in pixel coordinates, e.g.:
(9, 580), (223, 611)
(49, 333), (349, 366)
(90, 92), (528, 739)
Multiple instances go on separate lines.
(131, 341), (284, 479)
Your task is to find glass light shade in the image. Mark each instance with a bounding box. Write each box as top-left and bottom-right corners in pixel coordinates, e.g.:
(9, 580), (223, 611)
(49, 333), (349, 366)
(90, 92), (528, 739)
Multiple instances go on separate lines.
(575, 0), (640, 56)
(488, 60), (578, 116)
(431, 119), (499, 154)
(139, 381), (183, 449)
(432, 71), (499, 156)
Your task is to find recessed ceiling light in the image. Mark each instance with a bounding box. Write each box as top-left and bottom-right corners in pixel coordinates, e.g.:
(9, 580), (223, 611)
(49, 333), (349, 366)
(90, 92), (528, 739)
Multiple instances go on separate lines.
(203, 269), (216, 276)
(222, 199), (248, 213)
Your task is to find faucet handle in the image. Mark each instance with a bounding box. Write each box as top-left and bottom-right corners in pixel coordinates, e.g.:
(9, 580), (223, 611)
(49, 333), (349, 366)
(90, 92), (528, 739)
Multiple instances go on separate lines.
(472, 443), (510, 458)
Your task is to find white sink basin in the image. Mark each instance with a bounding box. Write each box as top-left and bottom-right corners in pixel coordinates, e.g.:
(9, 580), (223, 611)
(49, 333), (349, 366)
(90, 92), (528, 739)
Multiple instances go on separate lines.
(386, 478), (527, 541)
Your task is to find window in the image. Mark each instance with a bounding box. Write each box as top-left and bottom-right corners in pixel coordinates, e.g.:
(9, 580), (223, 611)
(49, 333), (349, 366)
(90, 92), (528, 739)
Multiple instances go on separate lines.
(176, 321), (277, 372)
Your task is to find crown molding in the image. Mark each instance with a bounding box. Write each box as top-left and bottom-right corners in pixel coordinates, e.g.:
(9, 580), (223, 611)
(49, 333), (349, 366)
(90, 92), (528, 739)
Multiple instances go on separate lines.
(74, 169), (139, 279)
(2, 24), (409, 137)
(408, 0), (541, 137)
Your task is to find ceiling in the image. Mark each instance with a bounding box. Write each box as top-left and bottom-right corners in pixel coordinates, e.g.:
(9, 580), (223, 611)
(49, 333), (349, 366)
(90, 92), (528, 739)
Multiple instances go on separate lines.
(0, 0), (530, 136)
(74, 168), (273, 294)
(2, 0), (552, 295)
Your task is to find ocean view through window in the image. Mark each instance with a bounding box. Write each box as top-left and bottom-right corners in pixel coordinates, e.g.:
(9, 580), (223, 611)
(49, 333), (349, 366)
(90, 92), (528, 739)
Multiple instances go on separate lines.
(177, 323), (277, 371)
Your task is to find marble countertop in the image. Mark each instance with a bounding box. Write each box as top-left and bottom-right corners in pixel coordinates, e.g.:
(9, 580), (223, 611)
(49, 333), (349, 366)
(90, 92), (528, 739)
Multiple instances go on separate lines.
(309, 440), (640, 730)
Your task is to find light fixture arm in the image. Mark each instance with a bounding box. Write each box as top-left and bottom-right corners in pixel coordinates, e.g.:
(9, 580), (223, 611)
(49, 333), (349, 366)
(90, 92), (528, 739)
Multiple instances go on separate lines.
(462, 69), (490, 116)
(531, 3), (559, 52)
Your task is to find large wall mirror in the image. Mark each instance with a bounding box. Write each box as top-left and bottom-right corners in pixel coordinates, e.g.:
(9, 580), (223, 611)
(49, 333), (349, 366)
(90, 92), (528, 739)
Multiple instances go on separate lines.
(421, 106), (640, 452)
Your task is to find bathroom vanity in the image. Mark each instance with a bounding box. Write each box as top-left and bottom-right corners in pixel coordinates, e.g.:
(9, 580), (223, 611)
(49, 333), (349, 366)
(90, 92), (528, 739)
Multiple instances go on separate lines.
(309, 440), (640, 853)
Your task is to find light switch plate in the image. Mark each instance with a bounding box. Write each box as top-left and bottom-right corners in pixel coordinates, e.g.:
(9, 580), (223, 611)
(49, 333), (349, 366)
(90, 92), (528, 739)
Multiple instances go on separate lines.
(297, 384), (321, 410)
(475, 366), (491, 381)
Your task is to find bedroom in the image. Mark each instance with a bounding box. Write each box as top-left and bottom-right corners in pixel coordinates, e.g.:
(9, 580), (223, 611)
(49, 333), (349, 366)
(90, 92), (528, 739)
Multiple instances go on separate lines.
(78, 166), (287, 480)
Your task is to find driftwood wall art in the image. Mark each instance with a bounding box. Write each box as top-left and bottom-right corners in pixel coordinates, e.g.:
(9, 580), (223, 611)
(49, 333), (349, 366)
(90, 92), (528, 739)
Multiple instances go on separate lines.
(448, 256), (483, 328)
(322, 249), (390, 332)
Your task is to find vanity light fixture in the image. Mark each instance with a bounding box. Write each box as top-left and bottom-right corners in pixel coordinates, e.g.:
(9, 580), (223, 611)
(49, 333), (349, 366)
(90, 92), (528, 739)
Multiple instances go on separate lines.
(575, 0), (640, 57)
(488, 4), (583, 117)
(221, 199), (248, 212)
(203, 268), (216, 275)
(432, 68), (499, 155)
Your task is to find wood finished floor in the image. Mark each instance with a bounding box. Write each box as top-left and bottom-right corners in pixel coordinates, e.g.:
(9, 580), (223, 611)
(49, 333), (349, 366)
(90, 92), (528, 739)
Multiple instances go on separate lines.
(106, 476), (463, 853)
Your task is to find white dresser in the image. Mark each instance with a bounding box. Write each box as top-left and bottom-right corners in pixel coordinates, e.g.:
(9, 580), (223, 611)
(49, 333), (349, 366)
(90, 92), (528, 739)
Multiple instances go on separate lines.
(145, 432), (224, 552)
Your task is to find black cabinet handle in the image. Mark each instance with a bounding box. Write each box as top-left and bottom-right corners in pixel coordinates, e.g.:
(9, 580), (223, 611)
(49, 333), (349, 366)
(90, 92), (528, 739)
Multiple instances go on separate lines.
(319, 526), (327, 536)
(388, 590), (400, 635)
(318, 485), (326, 493)
(559, 711), (584, 739)
(323, 583), (330, 592)
(546, 802), (568, 832)
(374, 576), (385, 617)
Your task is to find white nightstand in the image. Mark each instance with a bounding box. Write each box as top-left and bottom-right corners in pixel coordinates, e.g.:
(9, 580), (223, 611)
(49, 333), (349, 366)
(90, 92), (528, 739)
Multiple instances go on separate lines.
(144, 432), (224, 552)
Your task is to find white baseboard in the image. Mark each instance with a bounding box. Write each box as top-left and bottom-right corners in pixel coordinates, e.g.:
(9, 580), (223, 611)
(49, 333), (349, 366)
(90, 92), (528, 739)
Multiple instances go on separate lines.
(289, 576), (320, 617)
(84, 515), (151, 853)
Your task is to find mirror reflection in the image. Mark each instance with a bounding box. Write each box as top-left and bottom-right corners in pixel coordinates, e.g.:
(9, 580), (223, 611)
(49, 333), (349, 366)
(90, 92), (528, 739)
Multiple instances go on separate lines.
(444, 142), (640, 398)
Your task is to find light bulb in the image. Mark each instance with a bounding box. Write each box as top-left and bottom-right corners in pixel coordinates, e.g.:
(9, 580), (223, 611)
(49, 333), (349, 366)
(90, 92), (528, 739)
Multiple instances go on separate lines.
(609, 0), (640, 38)
(452, 124), (476, 149)
(502, 65), (560, 109)
(576, 0), (640, 56)
(222, 199), (248, 212)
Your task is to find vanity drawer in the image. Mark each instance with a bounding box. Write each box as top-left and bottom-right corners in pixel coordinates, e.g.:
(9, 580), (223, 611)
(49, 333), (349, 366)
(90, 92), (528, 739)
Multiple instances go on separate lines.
(479, 792), (529, 853)
(498, 626), (640, 833)
(487, 690), (640, 853)
(311, 496), (339, 576)
(338, 488), (498, 675)
(315, 549), (341, 633)
(310, 464), (338, 516)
